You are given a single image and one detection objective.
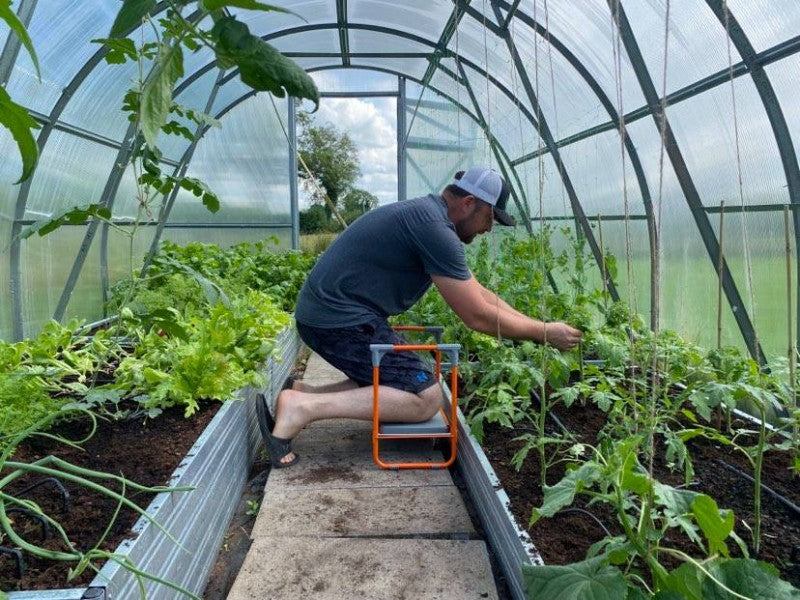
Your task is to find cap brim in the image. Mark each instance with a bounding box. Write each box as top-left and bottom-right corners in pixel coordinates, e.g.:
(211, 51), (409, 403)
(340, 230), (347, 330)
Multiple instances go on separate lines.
(493, 207), (516, 226)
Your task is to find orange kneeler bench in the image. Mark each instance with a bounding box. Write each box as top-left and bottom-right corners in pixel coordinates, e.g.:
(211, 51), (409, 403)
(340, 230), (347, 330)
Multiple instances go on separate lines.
(369, 325), (461, 470)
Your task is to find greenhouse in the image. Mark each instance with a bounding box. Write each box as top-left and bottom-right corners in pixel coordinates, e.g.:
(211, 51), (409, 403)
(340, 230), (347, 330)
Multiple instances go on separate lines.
(1, 0), (799, 598)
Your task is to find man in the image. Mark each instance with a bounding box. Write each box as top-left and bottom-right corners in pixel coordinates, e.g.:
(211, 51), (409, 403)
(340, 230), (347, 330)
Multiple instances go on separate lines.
(265, 166), (582, 467)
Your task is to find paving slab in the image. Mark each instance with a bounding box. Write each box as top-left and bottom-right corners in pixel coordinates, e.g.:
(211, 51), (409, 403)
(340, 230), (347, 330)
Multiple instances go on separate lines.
(265, 451), (454, 490)
(304, 417), (373, 430)
(226, 537), (499, 600)
(252, 485), (475, 538)
(292, 426), (435, 456)
(301, 353), (351, 385)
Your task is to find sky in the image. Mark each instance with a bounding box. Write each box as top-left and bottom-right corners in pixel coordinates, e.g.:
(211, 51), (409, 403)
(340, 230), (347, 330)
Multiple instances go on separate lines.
(298, 97), (398, 209)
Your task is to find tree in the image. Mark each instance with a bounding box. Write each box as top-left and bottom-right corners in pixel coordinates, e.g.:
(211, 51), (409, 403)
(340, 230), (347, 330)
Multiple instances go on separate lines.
(297, 111), (360, 220)
(342, 188), (379, 224)
(299, 204), (330, 233)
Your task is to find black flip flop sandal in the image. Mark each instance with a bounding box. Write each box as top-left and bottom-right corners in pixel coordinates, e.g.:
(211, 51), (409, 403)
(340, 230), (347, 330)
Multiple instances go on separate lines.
(255, 386), (300, 469)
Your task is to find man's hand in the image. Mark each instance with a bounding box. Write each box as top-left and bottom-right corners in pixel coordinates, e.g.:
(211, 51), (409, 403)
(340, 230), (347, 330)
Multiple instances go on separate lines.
(543, 322), (583, 352)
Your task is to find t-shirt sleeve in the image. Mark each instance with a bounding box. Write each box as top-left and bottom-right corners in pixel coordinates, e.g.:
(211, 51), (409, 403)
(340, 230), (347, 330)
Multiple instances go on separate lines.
(407, 220), (471, 280)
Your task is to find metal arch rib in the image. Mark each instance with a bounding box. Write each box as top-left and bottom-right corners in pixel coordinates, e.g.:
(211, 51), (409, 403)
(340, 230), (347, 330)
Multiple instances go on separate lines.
(336, 0), (349, 67)
(608, 0), (765, 364)
(487, 0), (621, 303)
(705, 0), (800, 354)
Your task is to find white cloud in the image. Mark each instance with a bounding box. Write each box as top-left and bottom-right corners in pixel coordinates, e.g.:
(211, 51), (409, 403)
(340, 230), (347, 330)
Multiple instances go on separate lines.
(300, 97), (398, 207)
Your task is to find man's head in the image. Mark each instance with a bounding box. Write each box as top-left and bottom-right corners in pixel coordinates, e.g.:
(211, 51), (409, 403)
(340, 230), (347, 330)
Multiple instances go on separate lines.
(443, 167), (515, 243)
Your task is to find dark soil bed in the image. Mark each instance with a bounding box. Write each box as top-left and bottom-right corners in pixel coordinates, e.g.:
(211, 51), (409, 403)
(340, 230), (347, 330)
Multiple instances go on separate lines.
(480, 399), (800, 587)
(0, 402), (221, 592)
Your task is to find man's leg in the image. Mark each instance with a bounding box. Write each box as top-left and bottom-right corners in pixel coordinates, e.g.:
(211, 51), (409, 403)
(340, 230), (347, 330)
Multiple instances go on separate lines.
(292, 379), (359, 394)
(270, 383), (443, 465)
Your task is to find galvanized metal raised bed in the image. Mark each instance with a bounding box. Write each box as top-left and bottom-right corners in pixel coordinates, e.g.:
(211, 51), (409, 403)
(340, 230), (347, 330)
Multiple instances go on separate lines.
(8, 326), (302, 600)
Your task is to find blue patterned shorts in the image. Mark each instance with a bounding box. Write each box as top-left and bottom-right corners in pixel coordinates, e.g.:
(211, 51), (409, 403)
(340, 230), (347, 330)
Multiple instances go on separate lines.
(295, 318), (436, 394)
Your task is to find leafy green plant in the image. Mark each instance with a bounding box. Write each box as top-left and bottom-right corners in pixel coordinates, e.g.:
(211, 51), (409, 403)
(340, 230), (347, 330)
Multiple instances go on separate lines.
(525, 436), (799, 598)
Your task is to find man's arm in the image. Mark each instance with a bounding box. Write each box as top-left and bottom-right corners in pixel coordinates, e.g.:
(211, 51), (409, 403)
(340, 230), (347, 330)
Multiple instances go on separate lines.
(431, 274), (582, 351)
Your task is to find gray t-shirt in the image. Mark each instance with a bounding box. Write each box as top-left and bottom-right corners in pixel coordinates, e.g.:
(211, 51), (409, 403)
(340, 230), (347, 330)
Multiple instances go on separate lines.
(295, 194), (471, 328)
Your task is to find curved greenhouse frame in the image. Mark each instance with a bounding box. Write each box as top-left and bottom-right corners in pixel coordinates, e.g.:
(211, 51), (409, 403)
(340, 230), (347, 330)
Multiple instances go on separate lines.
(3, 0), (799, 366)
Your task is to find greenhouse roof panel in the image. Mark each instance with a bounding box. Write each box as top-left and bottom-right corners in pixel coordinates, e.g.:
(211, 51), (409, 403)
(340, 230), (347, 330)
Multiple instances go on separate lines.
(726, 0), (800, 53)
(349, 0), (452, 42)
(6, 1), (122, 114)
(529, 0), (647, 115)
(271, 28), (341, 54)
(231, 0), (335, 36)
(622, 0), (741, 98)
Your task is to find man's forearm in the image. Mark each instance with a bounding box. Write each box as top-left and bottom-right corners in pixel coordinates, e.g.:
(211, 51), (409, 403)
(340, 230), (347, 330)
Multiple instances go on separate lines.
(468, 303), (546, 343)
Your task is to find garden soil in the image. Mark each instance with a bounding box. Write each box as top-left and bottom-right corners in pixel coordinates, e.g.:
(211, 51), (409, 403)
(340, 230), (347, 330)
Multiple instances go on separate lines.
(481, 400), (800, 588)
(0, 403), (220, 592)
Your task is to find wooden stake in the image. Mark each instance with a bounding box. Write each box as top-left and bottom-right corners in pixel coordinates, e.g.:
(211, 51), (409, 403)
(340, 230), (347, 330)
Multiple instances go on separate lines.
(717, 202), (725, 349)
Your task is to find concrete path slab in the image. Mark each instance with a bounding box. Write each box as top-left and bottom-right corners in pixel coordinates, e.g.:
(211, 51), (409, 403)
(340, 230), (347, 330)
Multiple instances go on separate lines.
(292, 426), (435, 456)
(226, 537), (499, 600)
(252, 485), (475, 538)
(302, 353), (351, 385)
(265, 451), (453, 490)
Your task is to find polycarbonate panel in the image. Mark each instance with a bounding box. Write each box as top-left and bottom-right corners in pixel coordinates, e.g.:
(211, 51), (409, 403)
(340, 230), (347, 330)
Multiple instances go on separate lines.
(0, 128), (22, 216)
(298, 58), (348, 75)
(765, 56), (800, 181)
(456, 14), (526, 109)
(348, 28), (431, 54)
(58, 53), (138, 142)
(23, 131), (117, 220)
(310, 68), (398, 93)
(516, 151), (571, 220)
(655, 208), (747, 354)
(667, 76), (789, 208)
(270, 28), (340, 53)
(559, 129), (648, 219)
(350, 0), (452, 41)
(6, 1), (129, 114)
(161, 226), (292, 250)
(530, 0), (647, 114)
(175, 94), (291, 223)
(61, 230), (104, 329)
(624, 117), (688, 233)
(19, 226), (93, 337)
(507, 14), (617, 139)
(725, 0), (800, 53)
(713, 211), (795, 361)
(1, 19), (9, 50)
(106, 225), (159, 290)
(351, 57), (428, 81)
(211, 77), (253, 119)
(232, 1), (336, 38)
(0, 213), (10, 340)
(405, 88), (491, 200)
(623, 0), (741, 98)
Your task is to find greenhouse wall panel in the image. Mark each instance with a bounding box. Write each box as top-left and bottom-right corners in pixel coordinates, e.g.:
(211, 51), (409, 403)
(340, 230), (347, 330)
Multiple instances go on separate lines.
(19, 226), (93, 338)
(22, 132), (117, 221)
(666, 77), (789, 208)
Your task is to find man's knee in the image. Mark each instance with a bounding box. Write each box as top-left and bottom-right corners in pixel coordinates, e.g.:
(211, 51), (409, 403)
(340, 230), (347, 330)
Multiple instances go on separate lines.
(413, 384), (443, 421)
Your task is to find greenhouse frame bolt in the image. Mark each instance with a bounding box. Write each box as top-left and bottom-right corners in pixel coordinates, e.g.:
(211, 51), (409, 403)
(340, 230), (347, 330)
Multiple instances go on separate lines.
(81, 586), (107, 599)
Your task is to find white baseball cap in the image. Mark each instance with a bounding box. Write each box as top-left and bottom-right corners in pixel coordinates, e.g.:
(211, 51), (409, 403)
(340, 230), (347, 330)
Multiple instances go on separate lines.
(451, 166), (515, 226)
